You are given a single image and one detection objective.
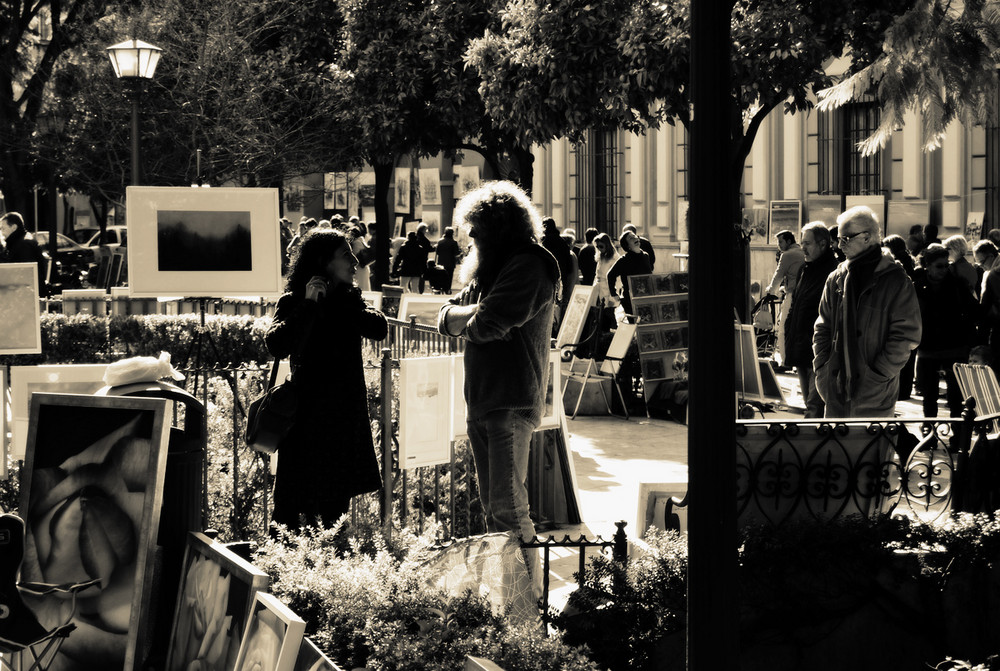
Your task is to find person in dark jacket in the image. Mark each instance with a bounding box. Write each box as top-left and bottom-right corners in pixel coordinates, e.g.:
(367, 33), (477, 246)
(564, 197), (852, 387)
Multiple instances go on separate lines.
(784, 222), (838, 417)
(265, 229), (388, 530)
(622, 224), (655, 269)
(606, 229), (652, 318)
(577, 227), (599, 285)
(434, 226), (461, 292)
(541, 217), (575, 328)
(913, 244), (977, 417)
(439, 180), (559, 603)
(883, 233), (918, 399)
(392, 231), (428, 292)
(814, 206), (922, 418)
(0, 212), (48, 295)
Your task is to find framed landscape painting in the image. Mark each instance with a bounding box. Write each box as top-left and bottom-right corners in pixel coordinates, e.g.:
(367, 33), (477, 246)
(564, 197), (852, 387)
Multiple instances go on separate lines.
(127, 186), (282, 298)
(167, 531), (270, 671)
(397, 294), (451, 326)
(19, 393), (171, 671)
(233, 592), (306, 671)
(0, 262), (41, 355)
(555, 284), (598, 349)
(10, 364), (109, 459)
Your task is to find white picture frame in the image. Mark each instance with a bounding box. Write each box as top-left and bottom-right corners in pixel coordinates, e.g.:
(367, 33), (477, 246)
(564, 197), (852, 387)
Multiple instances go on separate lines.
(399, 356), (453, 469)
(362, 290), (383, 311)
(1, 367), (7, 479)
(397, 294), (451, 326)
(0, 263), (41, 354)
(452, 165), (480, 199)
(394, 167), (411, 214)
(768, 199), (802, 243)
(126, 186), (282, 298)
(555, 284), (598, 350)
(10, 364), (109, 459)
(539, 349), (563, 429)
(421, 211), (442, 243)
(451, 354), (467, 441)
(233, 592), (305, 671)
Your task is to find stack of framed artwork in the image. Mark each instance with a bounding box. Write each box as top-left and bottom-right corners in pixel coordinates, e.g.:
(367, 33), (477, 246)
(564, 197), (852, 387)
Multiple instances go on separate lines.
(627, 272), (690, 398)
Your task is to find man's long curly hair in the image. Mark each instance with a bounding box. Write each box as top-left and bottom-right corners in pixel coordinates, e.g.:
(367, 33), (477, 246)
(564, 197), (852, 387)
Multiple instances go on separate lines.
(284, 229), (350, 295)
(455, 181), (542, 289)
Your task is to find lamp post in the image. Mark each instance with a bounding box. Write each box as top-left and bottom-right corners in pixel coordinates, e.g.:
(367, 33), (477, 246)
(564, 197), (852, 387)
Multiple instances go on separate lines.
(106, 39), (162, 186)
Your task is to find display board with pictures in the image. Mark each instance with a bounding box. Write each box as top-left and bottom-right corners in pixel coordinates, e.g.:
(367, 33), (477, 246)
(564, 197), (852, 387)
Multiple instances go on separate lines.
(628, 272), (689, 388)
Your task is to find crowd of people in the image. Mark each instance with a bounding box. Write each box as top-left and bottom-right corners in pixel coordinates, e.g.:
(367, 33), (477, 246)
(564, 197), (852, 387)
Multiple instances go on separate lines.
(772, 205), (1000, 420)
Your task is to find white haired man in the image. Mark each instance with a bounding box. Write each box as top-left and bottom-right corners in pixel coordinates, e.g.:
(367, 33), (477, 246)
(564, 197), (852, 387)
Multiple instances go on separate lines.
(813, 206), (921, 418)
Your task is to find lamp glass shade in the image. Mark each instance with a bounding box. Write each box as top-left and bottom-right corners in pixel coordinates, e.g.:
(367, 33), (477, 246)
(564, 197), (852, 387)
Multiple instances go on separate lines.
(106, 39), (162, 79)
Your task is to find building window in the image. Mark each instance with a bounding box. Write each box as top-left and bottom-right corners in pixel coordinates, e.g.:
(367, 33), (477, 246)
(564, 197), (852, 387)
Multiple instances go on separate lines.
(817, 96), (884, 196)
(570, 130), (624, 237)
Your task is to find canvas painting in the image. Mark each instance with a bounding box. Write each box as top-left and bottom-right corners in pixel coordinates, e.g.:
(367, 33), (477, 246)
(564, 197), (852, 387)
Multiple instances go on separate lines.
(769, 200), (802, 242)
(323, 173), (336, 210)
(0, 263), (41, 355)
(556, 284), (598, 349)
(453, 165), (480, 199)
(127, 186), (282, 298)
(394, 167), (411, 213)
(233, 593), (305, 671)
(293, 638), (340, 671)
(421, 211), (442, 243)
(362, 290), (383, 311)
(167, 531), (270, 671)
(399, 356), (453, 469)
(660, 325), (688, 350)
(398, 294), (451, 326)
(653, 274), (673, 295)
(359, 171), (376, 208)
(539, 349), (563, 429)
(20, 393), (171, 671)
(967, 211), (985, 244)
(11, 364), (110, 459)
(418, 168), (442, 205)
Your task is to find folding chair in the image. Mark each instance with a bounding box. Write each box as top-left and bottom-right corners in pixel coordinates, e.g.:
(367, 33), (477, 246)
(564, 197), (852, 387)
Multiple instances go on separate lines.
(953, 363), (1000, 435)
(0, 514), (99, 671)
(562, 322), (638, 420)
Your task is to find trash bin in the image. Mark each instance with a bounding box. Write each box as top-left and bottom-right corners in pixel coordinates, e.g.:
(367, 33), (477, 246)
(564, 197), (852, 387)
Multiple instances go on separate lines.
(96, 380), (205, 669)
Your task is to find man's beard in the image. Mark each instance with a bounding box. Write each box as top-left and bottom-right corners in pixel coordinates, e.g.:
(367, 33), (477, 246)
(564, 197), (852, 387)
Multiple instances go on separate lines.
(458, 240), (508, 290)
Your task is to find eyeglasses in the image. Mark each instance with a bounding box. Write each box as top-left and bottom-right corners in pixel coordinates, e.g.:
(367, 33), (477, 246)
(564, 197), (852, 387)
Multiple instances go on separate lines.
(840, 231), (868, 243)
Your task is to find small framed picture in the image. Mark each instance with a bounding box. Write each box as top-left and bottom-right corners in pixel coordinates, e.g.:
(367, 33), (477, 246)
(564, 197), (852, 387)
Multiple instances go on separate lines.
(654, 273), (673, 295)
(635, 301), (657, 325)
(233, 592), (306, 671)
(670, 272), (689, 293)
(637, 327), (661, 353)
(641, 356), (666, 381)
(628, 274), (654, 299)
(362, 290), (383, 311)
(659, 300), (679, 322)
(661, 325), (688, 350)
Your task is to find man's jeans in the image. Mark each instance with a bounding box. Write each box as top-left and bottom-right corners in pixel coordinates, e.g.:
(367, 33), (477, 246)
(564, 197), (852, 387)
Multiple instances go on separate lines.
(467, 409), (541, 599)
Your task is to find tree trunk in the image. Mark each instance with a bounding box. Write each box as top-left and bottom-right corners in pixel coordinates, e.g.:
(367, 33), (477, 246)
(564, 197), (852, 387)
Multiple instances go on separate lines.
(372, 160), (395, 291)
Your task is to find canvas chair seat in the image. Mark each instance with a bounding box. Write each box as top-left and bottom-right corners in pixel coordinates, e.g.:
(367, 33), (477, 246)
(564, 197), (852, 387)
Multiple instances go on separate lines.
(0, 514), (99, 671)
(562, 322), (637, 419)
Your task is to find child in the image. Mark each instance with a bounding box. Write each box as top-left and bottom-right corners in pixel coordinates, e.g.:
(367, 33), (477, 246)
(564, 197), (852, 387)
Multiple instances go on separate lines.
(969, 345), (994, 368)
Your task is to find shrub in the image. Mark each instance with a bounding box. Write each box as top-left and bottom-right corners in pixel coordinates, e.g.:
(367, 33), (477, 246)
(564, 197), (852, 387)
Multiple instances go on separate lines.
(254, 521), (601, 671)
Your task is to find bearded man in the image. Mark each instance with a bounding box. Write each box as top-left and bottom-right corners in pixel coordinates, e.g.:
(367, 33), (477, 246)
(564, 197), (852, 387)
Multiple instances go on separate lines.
(438, 181), (560, 602)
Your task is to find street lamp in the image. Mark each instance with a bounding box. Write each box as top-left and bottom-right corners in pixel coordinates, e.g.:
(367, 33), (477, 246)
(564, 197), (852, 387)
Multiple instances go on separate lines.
(106, 39), (162, 186)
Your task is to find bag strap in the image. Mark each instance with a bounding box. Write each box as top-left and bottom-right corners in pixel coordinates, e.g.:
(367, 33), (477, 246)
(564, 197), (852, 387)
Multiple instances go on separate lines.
(266, 358), (282, 390)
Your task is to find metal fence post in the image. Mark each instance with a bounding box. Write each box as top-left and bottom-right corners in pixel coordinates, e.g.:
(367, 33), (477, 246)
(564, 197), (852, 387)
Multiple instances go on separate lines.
(380, 347), (394, 541)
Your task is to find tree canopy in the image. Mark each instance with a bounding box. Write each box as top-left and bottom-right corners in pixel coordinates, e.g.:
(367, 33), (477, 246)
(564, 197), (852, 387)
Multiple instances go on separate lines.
(818, 0), (1000, 155)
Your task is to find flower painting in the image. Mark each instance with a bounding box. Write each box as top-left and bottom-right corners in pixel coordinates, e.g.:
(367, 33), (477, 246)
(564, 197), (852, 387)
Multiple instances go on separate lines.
(167, 532), (269, 671)
(19, 393), (171, 671)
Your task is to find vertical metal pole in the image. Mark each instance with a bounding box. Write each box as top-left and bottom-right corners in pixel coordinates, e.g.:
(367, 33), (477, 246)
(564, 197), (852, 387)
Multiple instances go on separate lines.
(688, 1), (739, 669)
(380, 348), (393, 541)
(130, 92), (141, 186)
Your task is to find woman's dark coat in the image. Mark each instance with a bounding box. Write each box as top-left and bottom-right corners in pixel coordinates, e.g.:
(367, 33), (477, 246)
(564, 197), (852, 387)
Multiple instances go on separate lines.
(265, 285), (387, 525)
(784, 248), (838, 369)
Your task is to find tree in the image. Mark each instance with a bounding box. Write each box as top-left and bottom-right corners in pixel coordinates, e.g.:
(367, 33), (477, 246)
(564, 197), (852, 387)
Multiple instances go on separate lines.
(817, 0), (1000, 156)
(35, 0), (361, 218)
(338, 0), (501, 287)
(0, 0), (123, 218)
(468, 0), (916, 318)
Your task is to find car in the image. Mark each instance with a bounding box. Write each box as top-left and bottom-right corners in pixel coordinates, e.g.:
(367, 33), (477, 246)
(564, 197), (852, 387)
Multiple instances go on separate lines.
(85, 225), (127, 248)
(33, 231), (96, 291)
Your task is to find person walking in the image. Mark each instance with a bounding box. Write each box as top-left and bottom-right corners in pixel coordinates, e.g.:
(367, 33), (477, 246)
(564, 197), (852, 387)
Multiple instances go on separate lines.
(912, 244), (977, 417)
(434, 226), (461, 293)
(784, 222), (838, 418)
(438, 180), (559, 605)
(264, 229), (388, 530)
(764, 230), (806, 370)
(577, 227), (600, 286)
(813, 206), (922, 418)
(392, 231), (427, 293)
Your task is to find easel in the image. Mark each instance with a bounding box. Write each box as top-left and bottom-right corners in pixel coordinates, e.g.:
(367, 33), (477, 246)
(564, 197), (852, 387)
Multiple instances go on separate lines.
(562, 320), (640, 419)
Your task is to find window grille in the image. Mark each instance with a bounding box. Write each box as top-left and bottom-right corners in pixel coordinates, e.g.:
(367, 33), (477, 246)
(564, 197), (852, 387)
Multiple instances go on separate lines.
(571, 130), (624, 238)
(817, 96), (883, 196)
